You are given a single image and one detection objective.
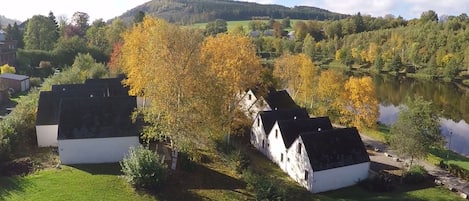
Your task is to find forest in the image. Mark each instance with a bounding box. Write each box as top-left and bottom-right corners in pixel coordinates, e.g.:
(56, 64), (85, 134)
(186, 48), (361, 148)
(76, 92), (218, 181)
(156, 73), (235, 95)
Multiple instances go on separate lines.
(117, 0), (348, 25)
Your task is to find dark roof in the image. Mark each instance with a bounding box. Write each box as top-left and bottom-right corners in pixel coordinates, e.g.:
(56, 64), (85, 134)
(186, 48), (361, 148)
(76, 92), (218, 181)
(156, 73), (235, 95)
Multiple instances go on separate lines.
(277, 117), (333, 148)
(57, 96), (138, 140)
(258, 108), (309, 134)
(36, 91), (59, 125)
(301, 127), (370, 171)
(0, 73), (29, 81)
(52, 84), (109, 98)
(84, 77), (129, 97)
(264, 90), (299, 110)
(37, 77), (132, 126)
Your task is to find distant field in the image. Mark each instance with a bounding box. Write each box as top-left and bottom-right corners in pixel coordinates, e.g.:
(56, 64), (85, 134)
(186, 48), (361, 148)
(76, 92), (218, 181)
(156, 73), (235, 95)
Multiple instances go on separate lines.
(190, 19), (305, 31)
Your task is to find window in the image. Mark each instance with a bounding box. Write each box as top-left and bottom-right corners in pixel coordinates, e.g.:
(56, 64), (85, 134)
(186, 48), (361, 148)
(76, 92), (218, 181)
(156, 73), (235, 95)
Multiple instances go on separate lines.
(248, 94), (252, 100)
(281, 153), (284, 162)
(262, 140), (265, 148)
(287, 157), (290, 162)
(297, 143), (302, 154)
(275, 129), (278, 138)
(257, 118), (260, 127)
(304, 170), (309, 180)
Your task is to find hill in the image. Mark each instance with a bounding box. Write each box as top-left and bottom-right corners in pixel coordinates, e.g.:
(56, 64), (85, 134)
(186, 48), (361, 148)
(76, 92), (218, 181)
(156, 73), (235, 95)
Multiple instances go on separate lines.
(117, 0), (348, 25)
(0, 15), (21, 28)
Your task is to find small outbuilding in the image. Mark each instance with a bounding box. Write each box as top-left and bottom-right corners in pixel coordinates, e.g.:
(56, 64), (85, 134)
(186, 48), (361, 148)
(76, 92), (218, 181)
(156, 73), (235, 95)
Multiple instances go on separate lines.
(0, 73), (30, 93)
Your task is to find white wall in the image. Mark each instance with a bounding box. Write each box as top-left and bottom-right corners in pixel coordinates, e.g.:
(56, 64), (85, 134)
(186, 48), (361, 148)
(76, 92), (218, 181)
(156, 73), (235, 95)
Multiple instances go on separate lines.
(286, 137), (311, 187)
(58, 136), (140, 164)
(238, 90), (271, 119)
(251, 115), (269, 157)
(36, 125), (58, 147)
(310, 162), (370, 193)
(267, 122), (287, 167)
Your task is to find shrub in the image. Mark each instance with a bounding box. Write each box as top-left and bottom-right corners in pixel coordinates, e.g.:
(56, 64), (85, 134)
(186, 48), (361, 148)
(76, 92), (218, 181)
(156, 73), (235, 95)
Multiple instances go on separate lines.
(447, 163), (469, 181)
(403, 165), (427, 184)
(228, 150), (250, 174)
(243, 169), (287, 201)
(178, 152), (197, 172)
(359, 171), (394, 192)
(120, 146), (167, 191)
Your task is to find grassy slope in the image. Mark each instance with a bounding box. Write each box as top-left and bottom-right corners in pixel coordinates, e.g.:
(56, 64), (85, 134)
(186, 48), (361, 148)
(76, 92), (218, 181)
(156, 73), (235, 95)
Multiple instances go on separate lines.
(0, 164), (155, 201)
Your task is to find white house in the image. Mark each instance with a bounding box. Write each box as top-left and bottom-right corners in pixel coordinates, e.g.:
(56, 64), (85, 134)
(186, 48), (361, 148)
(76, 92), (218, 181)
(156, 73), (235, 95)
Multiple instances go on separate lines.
(239, 88), (300, 119)
(286, 127), (370, 193)
(57, 96), (140, 164)
(251, 109), (309, 157)
(35, 77), (130, 147)
(267, 117), (333, 169)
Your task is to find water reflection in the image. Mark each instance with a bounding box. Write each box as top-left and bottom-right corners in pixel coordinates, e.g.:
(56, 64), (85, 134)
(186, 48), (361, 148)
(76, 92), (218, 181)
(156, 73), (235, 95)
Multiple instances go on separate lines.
(378, 104), (469, 156)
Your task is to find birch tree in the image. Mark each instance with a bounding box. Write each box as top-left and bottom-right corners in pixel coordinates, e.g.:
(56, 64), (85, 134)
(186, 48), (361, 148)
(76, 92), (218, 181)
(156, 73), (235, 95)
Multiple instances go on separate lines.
(200, 33), (263, 143)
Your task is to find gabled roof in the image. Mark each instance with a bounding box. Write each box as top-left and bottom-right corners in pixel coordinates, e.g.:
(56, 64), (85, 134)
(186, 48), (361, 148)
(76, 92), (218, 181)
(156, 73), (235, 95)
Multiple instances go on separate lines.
(84, 77), (129, 97)
(264, 90), (299, 110)
(258, 108), (309, 134)
(301, 127), (370, 171)
(277, 117), (333, 148)
(37, 77), (132, 126)
(36, 91), (59, 125)
(0, 73), (29, 81)
(57, 96), (138, 140)
(52, 84), (108, 98)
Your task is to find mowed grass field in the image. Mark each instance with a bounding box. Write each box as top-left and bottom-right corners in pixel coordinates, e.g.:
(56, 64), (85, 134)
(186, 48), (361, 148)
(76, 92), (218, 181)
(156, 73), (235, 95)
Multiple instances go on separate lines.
(0, 142), (465, 201)
(0, 164), (156, 201)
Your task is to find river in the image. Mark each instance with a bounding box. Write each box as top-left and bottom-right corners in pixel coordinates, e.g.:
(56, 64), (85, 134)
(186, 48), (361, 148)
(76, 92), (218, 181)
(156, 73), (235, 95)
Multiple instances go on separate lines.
(373, 75), (469, 156)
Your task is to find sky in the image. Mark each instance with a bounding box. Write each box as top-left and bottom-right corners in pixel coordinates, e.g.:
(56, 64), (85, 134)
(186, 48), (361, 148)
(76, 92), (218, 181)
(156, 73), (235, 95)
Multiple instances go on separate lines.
(0, 0), (149, 22)
(244, 0), (469, 19)
(1, 0), (468, 23)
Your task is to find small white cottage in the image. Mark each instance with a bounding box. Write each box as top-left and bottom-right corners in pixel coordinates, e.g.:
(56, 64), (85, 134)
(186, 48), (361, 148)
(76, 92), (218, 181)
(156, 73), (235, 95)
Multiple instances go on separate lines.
(287, 127), (370, 193)
(57, 96), (139, 164)
(35, 77), (130, 147)
(251, 109), (309, 158)
(239, 88), (300, 119)
(267, 117), (333, 169)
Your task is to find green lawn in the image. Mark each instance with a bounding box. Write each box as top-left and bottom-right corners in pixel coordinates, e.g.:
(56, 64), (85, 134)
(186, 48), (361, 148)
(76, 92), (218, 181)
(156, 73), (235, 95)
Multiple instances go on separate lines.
(0, 163), (156, 201)
(0, 142), (465, 201)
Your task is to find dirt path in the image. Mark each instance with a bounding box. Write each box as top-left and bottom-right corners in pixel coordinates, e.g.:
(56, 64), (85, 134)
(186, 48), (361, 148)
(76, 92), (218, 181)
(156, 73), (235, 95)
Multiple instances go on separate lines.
(360, 134), (469, 198)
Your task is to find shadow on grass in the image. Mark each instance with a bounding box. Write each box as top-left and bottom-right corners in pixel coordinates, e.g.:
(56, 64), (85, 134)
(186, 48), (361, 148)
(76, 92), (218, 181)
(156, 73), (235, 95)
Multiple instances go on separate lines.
(159, 164), (247, 201)
(0, 176), (32, 201)
(68, 163), (122, 175)
(370, 161), (400, 172)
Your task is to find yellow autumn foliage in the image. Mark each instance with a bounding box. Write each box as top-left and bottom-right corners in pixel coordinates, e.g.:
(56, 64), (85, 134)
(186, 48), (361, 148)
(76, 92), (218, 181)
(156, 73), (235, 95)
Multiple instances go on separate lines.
(273, 53), (317, 107)
(0, 64), (16, 74)
(340, 76), (379, 129)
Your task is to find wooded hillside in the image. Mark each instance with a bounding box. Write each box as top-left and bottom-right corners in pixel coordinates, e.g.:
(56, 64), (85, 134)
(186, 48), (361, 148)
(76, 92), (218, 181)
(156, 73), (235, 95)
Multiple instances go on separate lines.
(117, 0), (348, 24)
